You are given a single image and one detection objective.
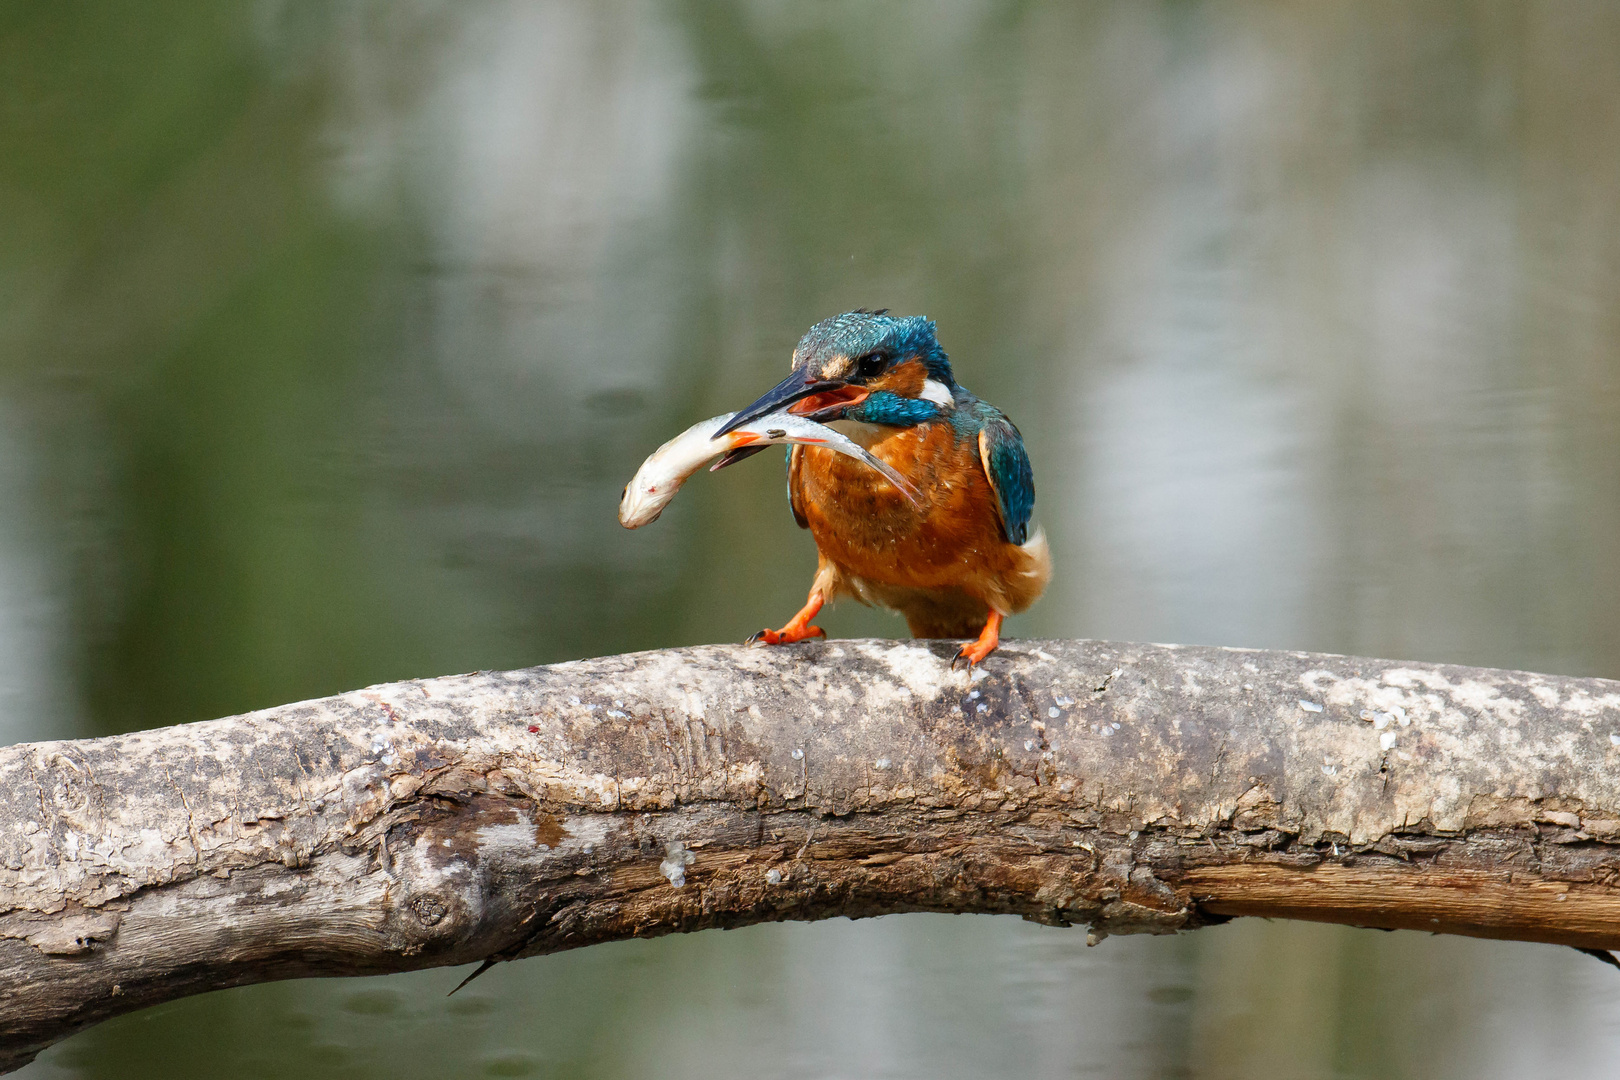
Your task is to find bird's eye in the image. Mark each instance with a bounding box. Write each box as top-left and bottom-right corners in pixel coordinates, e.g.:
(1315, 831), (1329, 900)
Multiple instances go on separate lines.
(855, 352), (886, 378)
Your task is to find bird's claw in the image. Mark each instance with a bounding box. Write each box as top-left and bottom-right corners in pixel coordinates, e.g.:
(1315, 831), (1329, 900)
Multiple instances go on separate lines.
(951, 635), (999, 670)
(951, 611), (1003, 670)
(951, 647), (984, 671)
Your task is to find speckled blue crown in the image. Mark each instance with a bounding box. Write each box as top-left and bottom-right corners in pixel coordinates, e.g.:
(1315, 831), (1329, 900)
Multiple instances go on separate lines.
(792, 310), (954, 385)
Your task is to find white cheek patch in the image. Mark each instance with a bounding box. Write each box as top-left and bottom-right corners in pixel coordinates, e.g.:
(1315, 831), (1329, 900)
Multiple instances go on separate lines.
(919, 378), (953, 406)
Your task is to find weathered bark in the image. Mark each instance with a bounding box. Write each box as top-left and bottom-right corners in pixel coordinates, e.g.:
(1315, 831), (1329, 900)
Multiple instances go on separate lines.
(4, 638), (1620, 1069)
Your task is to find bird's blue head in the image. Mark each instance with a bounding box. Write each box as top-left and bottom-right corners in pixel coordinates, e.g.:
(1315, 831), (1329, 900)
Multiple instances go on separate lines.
(790, 310), (953, 385)
(717, 310), (955, 436)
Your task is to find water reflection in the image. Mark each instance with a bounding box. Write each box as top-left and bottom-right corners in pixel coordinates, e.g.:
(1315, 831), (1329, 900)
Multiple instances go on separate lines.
(6, 0), (1620, 1077)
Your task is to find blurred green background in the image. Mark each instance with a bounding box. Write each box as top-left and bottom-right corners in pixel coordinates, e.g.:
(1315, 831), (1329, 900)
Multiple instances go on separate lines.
(6, 1), (1620, 1077)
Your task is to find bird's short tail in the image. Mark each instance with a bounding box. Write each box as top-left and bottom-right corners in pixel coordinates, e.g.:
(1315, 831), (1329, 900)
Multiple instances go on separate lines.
(1006, 527), (1052, 613)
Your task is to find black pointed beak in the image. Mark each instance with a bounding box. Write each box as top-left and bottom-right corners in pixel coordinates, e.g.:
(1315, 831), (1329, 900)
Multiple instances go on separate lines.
(715, 369), (846, 437)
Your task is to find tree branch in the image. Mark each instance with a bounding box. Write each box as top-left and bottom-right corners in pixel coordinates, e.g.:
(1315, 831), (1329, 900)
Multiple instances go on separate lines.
(4, 638), (1620, 1069)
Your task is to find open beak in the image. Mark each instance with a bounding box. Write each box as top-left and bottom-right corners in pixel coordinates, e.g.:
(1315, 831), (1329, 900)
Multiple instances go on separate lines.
(714, 369), (871, 438)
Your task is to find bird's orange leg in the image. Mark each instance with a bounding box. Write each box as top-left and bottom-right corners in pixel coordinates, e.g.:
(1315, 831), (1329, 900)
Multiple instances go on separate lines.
(748, 590), (827, 646)
(952, 610), (1004, 669)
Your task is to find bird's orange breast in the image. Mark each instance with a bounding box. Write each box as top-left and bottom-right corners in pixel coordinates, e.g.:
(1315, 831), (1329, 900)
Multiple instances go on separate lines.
(792, 422), (1014, 594)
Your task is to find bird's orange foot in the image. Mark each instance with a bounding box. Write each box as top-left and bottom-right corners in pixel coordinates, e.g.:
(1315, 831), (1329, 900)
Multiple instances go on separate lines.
(951, 610), (1004, 670)
(748, 591), (826, 647)
(748, 623), (826, 646)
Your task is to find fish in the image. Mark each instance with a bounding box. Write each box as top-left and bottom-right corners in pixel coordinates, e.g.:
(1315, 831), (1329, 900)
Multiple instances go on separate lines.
(619, 411), (919, 529)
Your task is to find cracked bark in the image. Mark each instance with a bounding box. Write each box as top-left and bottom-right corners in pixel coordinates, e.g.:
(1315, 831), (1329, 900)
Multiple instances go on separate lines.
(5, 638), (1620, 1069)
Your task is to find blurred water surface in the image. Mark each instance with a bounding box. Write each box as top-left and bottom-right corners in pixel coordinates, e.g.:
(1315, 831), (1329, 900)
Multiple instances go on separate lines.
(5, 1), (1620, 1077)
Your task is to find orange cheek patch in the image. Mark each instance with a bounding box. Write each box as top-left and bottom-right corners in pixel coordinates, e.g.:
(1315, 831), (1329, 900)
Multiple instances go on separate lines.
(868, 358), (929, 397)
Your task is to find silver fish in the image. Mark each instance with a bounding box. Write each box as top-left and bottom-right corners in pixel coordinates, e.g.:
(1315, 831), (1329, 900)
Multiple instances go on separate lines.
(619, 411), (919, 529)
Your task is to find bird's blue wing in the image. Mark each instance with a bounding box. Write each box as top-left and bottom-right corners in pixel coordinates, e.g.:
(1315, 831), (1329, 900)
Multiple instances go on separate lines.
(977, 416), (1034, 546)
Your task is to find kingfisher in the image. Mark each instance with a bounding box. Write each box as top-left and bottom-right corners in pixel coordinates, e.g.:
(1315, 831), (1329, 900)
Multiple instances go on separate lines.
(714, 310), (1050, 667)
